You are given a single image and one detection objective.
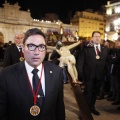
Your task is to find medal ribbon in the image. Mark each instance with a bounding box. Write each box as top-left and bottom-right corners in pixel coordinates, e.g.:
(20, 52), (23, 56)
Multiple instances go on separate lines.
(19, 47), (24, 58)
(20, 52), (24, 58)
(28, 63), (44, 105)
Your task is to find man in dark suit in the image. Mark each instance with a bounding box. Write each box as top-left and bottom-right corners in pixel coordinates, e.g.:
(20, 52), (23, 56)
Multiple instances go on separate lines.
(0, 28), (65, 120)
(3, 33), (24, 67)
(76, 31), (108, 115)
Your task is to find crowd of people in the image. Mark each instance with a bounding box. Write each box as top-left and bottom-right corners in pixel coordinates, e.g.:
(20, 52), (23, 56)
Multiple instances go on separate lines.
(0, 28), (120, 120)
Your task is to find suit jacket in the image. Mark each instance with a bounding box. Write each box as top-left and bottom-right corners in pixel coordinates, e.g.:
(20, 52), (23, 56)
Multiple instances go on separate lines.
(76, 44), (108, 81)
(0, 61), (65, 120)
(3, 44), (22, 67)
(50, 50), (60, 65)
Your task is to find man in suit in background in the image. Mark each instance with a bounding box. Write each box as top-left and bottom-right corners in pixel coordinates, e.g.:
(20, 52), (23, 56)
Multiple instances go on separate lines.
(0, 28), (65, 120)
(76, 31), (108, 116)
(3, 33), (24, 67)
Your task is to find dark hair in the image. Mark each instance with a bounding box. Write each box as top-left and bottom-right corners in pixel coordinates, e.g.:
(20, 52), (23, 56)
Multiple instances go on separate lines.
(23, 28), (46, 44)
(56, 40), (64, 49)
(92, 31), (101, 37)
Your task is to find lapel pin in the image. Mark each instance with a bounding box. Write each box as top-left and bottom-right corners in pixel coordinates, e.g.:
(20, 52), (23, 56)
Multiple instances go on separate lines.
(37, 95), (40, 98)
(50, 71), (52, 73)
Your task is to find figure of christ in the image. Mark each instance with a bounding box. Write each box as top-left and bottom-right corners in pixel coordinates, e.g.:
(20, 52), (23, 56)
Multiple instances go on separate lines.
(47, 40), (82, 84)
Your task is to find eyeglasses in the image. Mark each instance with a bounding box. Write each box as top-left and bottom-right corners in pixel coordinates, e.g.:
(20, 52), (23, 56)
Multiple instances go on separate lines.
(25, 43), (46, 52)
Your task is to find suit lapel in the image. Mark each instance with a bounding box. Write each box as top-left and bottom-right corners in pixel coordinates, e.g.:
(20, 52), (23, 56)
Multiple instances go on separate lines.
(16, 61), (33, 106)
(33, 62), (54, 108)
(90, 47), (96, 58)
(99, 45), (105, 59)
(44, 62), (53, 99)
(13, 44), (20, 57)
(40, 61), (54, 109)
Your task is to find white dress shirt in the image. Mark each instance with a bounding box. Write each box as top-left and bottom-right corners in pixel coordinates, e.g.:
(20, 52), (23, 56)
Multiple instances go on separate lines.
(24, 61), (45, 95)
(94, 44), (101, 54)
(16, 46), (22, 52)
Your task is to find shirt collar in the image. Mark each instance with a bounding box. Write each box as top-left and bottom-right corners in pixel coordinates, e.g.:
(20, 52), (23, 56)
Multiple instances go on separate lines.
(94, 44), (100, 47)
(24, 61), (42, 74)
(94, 44), (101, 51)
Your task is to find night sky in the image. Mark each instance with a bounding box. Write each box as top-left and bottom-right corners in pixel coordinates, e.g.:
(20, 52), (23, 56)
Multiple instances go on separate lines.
(0, 0), (108, 23)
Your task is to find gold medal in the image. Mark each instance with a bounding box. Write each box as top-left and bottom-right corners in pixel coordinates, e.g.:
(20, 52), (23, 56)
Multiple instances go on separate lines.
(30, 105), (40, 116)
(96, 55), (100, 59)
(19, 57), (24, 61)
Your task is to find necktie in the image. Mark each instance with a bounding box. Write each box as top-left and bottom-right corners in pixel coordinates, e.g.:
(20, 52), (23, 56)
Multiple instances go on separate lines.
(32, 69), (44, 96)
(19, 47), (22, 52)
(96, 46), (100, 56)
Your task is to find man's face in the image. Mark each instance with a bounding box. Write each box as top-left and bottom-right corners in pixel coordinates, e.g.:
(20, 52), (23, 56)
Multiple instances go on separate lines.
(22, 35), (46, 68)
(92, 33), (101, 44)
(14, 34), (24, 47)
(104, 41), (109, 48)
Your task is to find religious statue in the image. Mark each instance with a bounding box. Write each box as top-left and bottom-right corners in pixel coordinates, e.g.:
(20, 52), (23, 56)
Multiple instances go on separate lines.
(47, 40), (82, 84)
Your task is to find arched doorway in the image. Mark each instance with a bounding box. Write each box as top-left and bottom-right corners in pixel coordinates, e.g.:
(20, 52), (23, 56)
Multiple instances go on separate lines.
(0, 32), (4, 43)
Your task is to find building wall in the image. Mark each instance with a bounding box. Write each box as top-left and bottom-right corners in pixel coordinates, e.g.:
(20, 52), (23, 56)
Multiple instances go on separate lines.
(105, 0), (120, 40)
(0, 1), (78, 43)
(70, 11), (105, 39)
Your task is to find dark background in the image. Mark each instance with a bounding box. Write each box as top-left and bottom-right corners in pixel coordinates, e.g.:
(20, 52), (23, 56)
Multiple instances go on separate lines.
(0, 0), (108, 23)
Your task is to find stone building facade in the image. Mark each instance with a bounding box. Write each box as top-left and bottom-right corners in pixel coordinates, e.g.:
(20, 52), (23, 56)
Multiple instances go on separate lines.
(70, 9), (105, 40)
(105, 0), (120, 40)
(0, 1), (78, 43)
